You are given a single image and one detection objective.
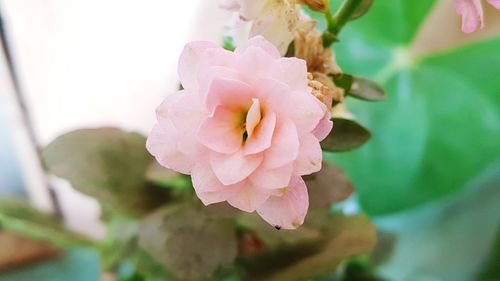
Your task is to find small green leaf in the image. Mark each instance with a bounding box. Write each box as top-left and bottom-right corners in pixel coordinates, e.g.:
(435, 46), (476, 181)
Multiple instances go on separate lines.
(350, 0), (374, 20)
(42, 128), (171, 217)
(332, 73), (354, 93)
(138, 205), (237, 281)
(321, 118), (371, 152)
(0, 199), (92, 248)
(349, 76), (386, 101)
(332, 74), (386, 101)
(304, 162), (355, 209)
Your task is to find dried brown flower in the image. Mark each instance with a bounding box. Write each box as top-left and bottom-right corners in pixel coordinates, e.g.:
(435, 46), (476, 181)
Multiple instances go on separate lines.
(297, 20), (344, 110)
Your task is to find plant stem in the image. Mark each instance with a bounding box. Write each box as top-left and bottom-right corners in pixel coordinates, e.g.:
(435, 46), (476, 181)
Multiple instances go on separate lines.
(323, 0), (364, 48)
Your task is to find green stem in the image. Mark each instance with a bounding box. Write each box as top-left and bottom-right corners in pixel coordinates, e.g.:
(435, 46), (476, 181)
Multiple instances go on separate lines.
(323, 0), (364, 48)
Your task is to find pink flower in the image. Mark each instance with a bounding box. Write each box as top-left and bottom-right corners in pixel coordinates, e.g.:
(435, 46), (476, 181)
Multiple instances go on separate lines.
(454, 0), (500, 33)
(219, 0), (301, 55)
(147, 36), (332, 229)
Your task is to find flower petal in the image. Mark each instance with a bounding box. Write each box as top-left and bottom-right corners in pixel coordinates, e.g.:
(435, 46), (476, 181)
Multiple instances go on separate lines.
(227, 181), (271, 212)
(198, 106), (244, 154)
(294, 133), (323, 176)
(262, 119), (300, 169)
(236, 45), (277, 82)
(165, 92), (208, 135)
(191, 163), (244, 205)
(178, 41), (219, 91)
(235, 35), (281, 59)
(488, 0), (500, 8)
(210, 149), (263, 185)
(253, 78), (292, 117)
(146, 124), (192, 174)
(244, 111), (277, 155)
(289, 90), (325, 135)
(275, 58), (309, 93)
(205, 77), (254, 113)
(311, 109), (333, 141)
(249, 163), (293, 189)
(257, 176), (309, 230)
(454, 0), (483, 33)
(246, 98), (262, 138)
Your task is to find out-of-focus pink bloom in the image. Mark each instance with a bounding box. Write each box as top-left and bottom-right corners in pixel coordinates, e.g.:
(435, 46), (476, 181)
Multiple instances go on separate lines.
(454, 0), (500, 33)
(147, 36), (332, 229)
(219, 0), (300, 55)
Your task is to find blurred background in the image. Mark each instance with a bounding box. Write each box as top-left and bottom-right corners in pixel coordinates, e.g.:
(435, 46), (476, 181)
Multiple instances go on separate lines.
(0, 0), (499, 280)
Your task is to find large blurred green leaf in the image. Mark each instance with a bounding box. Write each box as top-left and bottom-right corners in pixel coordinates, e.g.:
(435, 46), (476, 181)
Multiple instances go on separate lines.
(255, 212), (377, 281)
(138, 204), (237, 281)
(314, 0), (500, 214)
(42, 128), (171, 217)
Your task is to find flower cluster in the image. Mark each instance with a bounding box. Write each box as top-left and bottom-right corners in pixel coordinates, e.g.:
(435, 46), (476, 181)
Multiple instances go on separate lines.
(147, 36), (332, 229)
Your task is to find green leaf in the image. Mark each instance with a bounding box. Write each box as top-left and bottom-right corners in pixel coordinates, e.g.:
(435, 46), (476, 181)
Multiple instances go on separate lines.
(0, 199), (92, 248)
(42, 128), (171, 217)
(310, 0), (500, 214)
(304, 162), (355, 209)
(478, 227), (500, 281)
(332, 74), (386, 101)
(321, 118), (371, 152)
(377, 165), (500, 280)
(138, 204), (237, 281)
(256, 212), (377, 281)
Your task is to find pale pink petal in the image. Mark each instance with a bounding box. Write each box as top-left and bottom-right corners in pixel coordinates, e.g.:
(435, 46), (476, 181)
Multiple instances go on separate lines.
(227, 181), (271, 212)
(235, 35), (281, 58)
(245, 99), (262, 137)
(146, 124), (192, 174)
(289, 90), (325, 135)
(178, 41), (219, 91)
(253, 78), (292, 117)
(275, 58), (309, 93)
(244, 112), (277, 155)
(249, 163), (293, 189)
(262, 119), (300, 169)
(205, 77), (254, 113)
(191, 163), (244, 204)
(236, 46), (277, 82)
(454, 0), (484, 33)
(294, 133), (323, 176)
(198, 106), (244, 154)
(488, 0), (500, 8)
(210, 150), (263, 185)
(166, 93), (208, 135)
(198, 66), (242, 102)
(257, 176), (309, 230)
(311, 109), (333, 141)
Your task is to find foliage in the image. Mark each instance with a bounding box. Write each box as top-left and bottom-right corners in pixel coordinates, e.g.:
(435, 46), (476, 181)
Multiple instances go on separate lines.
(42, 128), (172, 217)
(309, 0), (500, 215)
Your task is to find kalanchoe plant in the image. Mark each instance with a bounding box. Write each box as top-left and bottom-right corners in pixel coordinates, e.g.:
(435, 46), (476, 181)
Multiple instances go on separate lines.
(3, 0), (394, 280)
